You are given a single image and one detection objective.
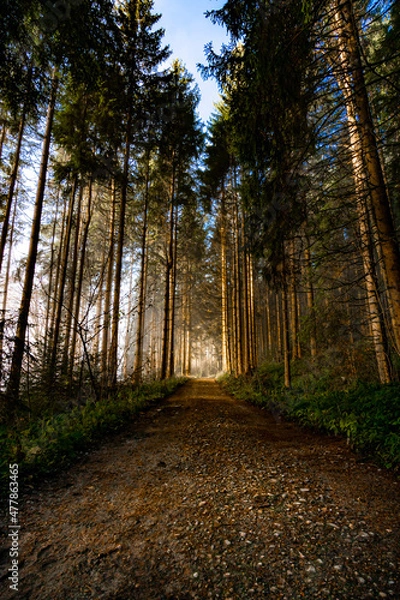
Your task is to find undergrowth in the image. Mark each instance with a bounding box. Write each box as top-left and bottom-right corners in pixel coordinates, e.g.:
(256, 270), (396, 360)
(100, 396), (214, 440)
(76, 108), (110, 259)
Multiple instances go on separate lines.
(0, 378), (185, 496)
(219, 362), (400, 471)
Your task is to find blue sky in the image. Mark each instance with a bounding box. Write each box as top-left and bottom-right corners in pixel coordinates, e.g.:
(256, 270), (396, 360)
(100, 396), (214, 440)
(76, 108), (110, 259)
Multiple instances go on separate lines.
(153, 0), (229, 123)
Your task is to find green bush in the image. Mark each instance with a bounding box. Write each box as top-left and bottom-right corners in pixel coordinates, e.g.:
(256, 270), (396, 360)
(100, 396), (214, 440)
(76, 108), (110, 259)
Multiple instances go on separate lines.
(219, 364), (400, 471)
(0, 378), (185, 494)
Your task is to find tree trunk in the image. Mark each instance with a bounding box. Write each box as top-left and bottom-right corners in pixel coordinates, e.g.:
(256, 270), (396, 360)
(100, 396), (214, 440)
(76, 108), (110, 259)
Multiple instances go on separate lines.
(346, 104), (391, 383)
(233, 195), (244, 375)
(167, 206), (179, 378)
(110, 105), (133, 386)
(289, 240), (301, 360)
(332, 7), (391, 382)
(68, 179), (94, 382)
(62, 183), (83, 374)
(161, 202), (173, 380)
(275, 291), (283, 361)
(0, 110), (26, 275)
(133, 155), (151, 384)
(304, 242), (317, 358)
(281, 262), (291, 389)
(6, 75), (58, 405)
(0, 191), (17, 377)
(161, 157), (177, 380)
(101, 180), (116, 390)
(220, 187), (230, 372)
(265, 289), (273, 357)
(44, 185), (62, 358)
(0, 119), (7, 163)
(332, 0), (400, 354)
(49, 175), (79, 378)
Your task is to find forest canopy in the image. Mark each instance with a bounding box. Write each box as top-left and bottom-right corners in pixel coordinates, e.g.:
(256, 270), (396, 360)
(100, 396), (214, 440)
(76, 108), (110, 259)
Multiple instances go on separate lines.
(1, 0), (400, 430)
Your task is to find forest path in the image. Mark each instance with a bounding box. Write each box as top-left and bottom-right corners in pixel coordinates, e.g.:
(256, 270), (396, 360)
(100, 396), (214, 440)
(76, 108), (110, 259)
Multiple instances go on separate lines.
(2, 379), (400, 599)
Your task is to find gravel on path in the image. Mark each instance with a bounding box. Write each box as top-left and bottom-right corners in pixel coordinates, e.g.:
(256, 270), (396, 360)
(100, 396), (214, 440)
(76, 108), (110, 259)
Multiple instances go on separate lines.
(1, 378), (399, 599)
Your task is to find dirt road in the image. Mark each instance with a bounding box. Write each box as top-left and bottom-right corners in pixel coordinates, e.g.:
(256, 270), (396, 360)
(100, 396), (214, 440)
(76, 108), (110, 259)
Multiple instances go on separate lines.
(1, 379), (399, 599)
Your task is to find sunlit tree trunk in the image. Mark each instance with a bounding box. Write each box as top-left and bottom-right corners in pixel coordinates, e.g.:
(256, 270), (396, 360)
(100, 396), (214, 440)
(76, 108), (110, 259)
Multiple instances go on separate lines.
(101, 180), (116, 390)
(0, 110), (26, 275)
(92, 270), (104, 371)
(49, 175), (79, 378)
(149, 304), (158, 377)
(110, 102), (133, 386)
(265, 289), (273, 357)
(68, 179), (93, 382)
(243, 250), (256, 373)
(332, 5), (391, 381)
(6, 74), (58, 405)
(62, 184), (83, 374)
(275, 291), (283, 361)
(220, 187), (230, 372)
(123, 255), (135, 379)
(0, 119), (7, 162)
(133, 154), (150, 384)
(161, 172), (176, 380)
(233, 193), (244, 375)
(44, 185), (62, 358)
(332, 0), (400, 354)
(181, 263), (192, 376)
(347, 115), (391, 383)
(0, 192), (17, 377)
(243, 245), (250, 375)
(167, 206), (179, 378)
(248, 254), (257, 369)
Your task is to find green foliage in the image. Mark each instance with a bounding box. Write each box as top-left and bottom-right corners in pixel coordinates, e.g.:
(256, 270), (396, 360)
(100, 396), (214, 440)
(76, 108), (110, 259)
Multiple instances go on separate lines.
(219, 364), (400, 471)
(290, 384), (400, 469)
(0, 378), (185, 495)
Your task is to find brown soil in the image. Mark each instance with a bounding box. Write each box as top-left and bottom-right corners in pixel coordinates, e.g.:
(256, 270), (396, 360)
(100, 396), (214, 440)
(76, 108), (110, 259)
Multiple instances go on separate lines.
(1, 379), (399, 599)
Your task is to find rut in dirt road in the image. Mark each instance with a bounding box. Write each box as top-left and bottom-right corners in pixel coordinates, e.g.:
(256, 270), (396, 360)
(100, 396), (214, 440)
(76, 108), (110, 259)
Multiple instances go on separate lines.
(2, 379), (400, 600)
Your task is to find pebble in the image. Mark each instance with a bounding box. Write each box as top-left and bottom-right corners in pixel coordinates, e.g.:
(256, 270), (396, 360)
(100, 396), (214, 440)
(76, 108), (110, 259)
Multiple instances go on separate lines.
(306, 565), (316, 573)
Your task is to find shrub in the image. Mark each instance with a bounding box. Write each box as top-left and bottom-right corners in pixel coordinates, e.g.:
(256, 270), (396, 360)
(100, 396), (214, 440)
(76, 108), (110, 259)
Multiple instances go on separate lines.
(0, 377), (186, 494)
(219, 363), (400, 471)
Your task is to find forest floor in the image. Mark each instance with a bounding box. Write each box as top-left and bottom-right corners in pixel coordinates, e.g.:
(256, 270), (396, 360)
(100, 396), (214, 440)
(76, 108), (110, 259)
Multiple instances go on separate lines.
(1, 379), (400, 600)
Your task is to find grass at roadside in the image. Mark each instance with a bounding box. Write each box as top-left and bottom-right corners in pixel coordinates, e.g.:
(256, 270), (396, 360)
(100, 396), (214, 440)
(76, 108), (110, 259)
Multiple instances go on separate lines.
(0, 378), (186, 494)
(219, 363), (400, 471)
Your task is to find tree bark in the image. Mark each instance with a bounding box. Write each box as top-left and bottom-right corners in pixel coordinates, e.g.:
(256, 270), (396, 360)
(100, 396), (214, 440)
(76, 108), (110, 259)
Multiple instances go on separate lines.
(6, 74), (58, 404)
(332, 0), (400, 354)
(304, 242), (317, 358)
(68, 179), (94, 382)
(281, 263), (292, 389)
(133, 154), (151, 384)
(62, 183), (83, 374)
(220, 187), (230, 372)
(49, 175), (79, 378)
(0, 191), (17, 378)
(0, 110), (26, 275)
(110, 104), (133, 386)
(101, 180), (116, 390)
(232, 193), (244, 375)
(161, 186), (175, 380)
(0, 119), (6, 163)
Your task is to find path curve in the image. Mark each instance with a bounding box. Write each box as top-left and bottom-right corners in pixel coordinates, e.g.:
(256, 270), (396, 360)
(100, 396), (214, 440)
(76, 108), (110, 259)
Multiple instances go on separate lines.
(1, 379), (399, 599)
